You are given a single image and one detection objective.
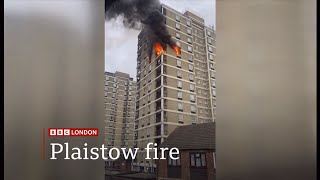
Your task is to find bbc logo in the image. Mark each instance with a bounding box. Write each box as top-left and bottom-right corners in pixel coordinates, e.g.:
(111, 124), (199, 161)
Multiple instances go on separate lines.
(49, 129), (70, 136)
(48, 128), (98, 137)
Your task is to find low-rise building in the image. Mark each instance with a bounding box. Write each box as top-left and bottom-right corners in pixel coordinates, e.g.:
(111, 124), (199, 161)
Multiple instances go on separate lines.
(157, 122), (216, 180)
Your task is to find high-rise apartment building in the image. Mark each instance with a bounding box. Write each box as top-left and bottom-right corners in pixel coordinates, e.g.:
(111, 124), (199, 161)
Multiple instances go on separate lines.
(133, 4), (216, 172)
(104, 71), (136, 167)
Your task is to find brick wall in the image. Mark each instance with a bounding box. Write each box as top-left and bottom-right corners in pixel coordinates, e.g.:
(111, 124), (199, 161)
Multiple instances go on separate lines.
(157, 150), (215, 180)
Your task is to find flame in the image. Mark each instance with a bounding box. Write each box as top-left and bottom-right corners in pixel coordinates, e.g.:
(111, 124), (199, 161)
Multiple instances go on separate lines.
(155, 43), (166, 56)
(173, 45), (181, 56)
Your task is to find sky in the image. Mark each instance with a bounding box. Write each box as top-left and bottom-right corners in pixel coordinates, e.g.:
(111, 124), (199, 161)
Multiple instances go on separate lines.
(105, 0), (216, 80)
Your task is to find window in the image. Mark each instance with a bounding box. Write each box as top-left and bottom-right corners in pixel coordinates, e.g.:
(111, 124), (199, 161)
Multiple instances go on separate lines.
(130, 81), (133, 85)
(106, 76), (109, 81)
(113, 88), (116, 93)
(178, 114), (183, 123)
(148, 95), (151, 102)
(191, 105), (196, 113)
(177, 70), (182, 78)
(187, 46), (193, 52)
(113, 83), (117, 88)
(176, 32), (180, 39)
(177, 80), (182, 89)
(177, 91), (183, 100)
(210, 63), (214, 70)
(149, 65), (152, 72)
(177, 60), (182, 68)
(187, 28), (192, 35)
(113, 78), (117, 82)
(190, 94), (195, 102)
(187, 37), (192, 44)
(191, 116), (196, 124)
(211, 80), (216, 87)
(176, 15), (180, 21)
(208, 46), (213, 52)
(187, 20), (191, 27)
(207, 30), (212, 37)
(188, 55), (193, 62)
(212, 89), (216, 97)
(189, 74), (194, 81)
(168, 153), (180, 166)
(190, 153), (206, 167)
(176, 41), (181, 48)
(190, 84), (195, 91)
(178, 102), (183, 111)
(211, 71), (215, 79)
(176, 23), (180, 30)
(189, 64), (194, 71)
(163, 7), (167, 15)
(209, 54), (214, 61)
(207, 37), (212, 44)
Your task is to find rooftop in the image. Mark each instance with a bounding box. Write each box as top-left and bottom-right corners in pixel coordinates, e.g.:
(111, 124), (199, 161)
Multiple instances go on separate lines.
(160, 122), (215, 151)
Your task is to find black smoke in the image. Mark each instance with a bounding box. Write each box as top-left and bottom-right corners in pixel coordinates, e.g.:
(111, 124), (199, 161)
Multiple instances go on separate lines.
(105, 0), (176, 57)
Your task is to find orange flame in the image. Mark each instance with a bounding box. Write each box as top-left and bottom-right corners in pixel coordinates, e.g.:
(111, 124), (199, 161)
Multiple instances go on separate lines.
(155, 43), (166, 56)
(173, 45), (181, 56)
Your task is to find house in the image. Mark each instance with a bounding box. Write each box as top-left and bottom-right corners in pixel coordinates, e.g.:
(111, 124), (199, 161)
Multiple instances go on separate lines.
(157, 122), (216, 180)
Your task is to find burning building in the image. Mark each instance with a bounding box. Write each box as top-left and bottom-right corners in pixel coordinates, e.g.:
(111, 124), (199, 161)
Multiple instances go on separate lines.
(133, 4), (216, 173)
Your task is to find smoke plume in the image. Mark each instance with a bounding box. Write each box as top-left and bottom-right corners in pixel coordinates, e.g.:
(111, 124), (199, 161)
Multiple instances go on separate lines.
(105, 0), (176, 57)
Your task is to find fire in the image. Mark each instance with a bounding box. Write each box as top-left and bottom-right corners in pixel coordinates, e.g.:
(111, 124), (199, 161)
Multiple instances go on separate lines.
(154, 42), (180, 57)
(155, 43), (166, 56)
(173, 45), (181, 56)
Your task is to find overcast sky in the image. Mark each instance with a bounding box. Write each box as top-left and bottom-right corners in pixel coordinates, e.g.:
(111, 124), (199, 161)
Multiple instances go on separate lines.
(105, 0), (216, 79)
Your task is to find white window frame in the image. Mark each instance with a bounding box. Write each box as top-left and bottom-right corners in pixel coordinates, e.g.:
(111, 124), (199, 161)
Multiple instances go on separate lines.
(177, 70), (182, 78)
(190, 94), (195, 102)
(176, 32), (180, 39)
(208, 37), (212, 44)
(176, 41), (181, 48)
(189, 64), (194, 71)
(187, 28), (192, 35)
(187, 20), (191, 27)
(177, 60), (182, 68)
(178, 102), (184, 111)
(176, 15), (180, 21)
(187, 37), (192, 43)
(177, 91), (183, 99)
(176, 23), (180, 30)
(209, 54), (214, 60)
(189, 74), (194, 81)
(177, 80), (182, 88)
(190, 84), (195, 91)
(178, 114), (183, 122)
(187, 46), (193, 52)
(191, 105), (196, 113)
